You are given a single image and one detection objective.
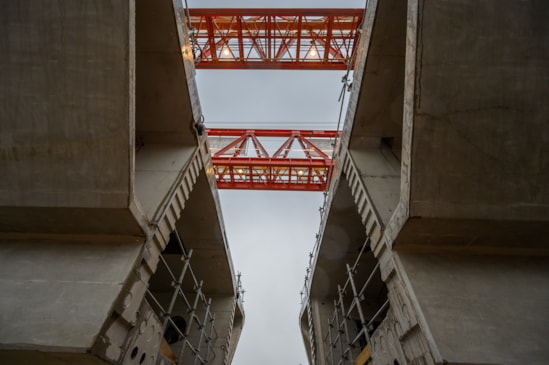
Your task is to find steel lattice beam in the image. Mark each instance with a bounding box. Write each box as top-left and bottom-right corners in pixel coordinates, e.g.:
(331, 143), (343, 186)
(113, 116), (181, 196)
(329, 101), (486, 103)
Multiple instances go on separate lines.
(207, 129), (341, 191)
(189, 9), (364, 70)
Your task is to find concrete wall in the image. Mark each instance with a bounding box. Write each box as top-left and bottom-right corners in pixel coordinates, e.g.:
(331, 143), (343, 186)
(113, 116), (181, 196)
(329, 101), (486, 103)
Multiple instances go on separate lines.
(0, 239), (141, 350)
(135, 0), (201, 145)
(399, 252), (549, 365)
(311, 298), (333, 365)
(352, 144), (401, 225)
(348, 0), (407, 157)
(134, 145), (195, 219)
(342, 0), (406, 232)
(0, 1), (133, 209)
(176, 171), (237, 295)
(409, 0), (549, 222)
(305, 1), (549, 364)
(309, 176), (367, 300)
(0, 351), (108, 365)
(0, 1), (242, 364)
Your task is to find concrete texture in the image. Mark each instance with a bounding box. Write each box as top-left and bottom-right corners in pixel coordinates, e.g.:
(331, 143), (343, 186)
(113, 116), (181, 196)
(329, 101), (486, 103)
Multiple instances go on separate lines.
(136, 0), (201, 145)
(176, 171), (236, 295)
(399, 252), (549, 365)
(348, 0), (407, 158)
(0, 1), (242, 363)
(309, 176), (366, 300)
(0, 1), (132, 209)
(409, 0), (549, 223)
(348, 0), (549, 251)
(302, 1), (549, 364)
(387, 0), (549, 251)
(135, 144), (195, 219)
(0, 240), (141, 349)
(396, 217), (549, 252)
(0, 208), (144, 237)
(0, 351), (109, 365)
(352, 145), (401, 225)
(0, 1), (143, 237)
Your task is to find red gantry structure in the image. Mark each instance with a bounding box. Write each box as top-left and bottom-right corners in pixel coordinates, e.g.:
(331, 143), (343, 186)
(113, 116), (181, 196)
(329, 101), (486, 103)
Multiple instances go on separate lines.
(207, 129), (340, 191)
(189, 9), (364, 70)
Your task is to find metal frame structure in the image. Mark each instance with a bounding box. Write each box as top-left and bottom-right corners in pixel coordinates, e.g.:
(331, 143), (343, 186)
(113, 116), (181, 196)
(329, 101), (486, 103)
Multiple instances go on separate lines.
(324, 260), (389, 365)
(302, 220), (389, 365)
(207, 129), (340, 191)
(146, 230), (243, 365)
(189, 9), (363, 70)
(302, 239), (389, 365)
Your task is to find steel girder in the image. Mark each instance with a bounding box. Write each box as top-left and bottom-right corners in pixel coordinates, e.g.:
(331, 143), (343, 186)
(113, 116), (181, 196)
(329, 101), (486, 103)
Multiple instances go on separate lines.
(206, 129), (341, 191)
(189, 9), (363, 70)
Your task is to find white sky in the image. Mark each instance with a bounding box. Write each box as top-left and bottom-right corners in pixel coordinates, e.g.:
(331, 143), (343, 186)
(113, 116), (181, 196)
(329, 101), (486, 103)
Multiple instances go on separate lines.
(189, 0), (365, 364)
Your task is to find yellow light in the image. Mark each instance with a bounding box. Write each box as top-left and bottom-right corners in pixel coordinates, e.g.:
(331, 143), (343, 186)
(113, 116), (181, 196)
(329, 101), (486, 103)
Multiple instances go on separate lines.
(237, 169), (243, 173)
(298, 170), (304, 175)
(223, 47), (231, 56)
(309, 48), (317, 57)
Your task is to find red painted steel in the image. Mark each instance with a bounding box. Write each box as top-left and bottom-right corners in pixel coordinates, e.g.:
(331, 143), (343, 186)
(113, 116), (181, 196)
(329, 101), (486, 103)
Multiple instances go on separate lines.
(189, 9), (363, 70)
(207, 129), (341, 191)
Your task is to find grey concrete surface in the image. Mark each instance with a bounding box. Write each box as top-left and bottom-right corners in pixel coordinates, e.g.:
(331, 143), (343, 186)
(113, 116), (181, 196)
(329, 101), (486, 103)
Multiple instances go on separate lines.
(399, 252), (549, 365)
(0, 1), (242, 364)
(309, 176), (366, 300)
(303, 1), (549, 364)
(0, 240), (141, 349)
(349, 0), (407, 158)
(135, 144), (195, 219)
(346, 0), (549, 251)
(0, 351), (109, 365)
(0, 1), (132, 209)
(409, 0), (549, 223)
(352, 145), (401, 225)
(0, 207), (144, 236)
(176, 171), (236, 295)
(396, 217), (549, 252)
(136, 0), (201, 145)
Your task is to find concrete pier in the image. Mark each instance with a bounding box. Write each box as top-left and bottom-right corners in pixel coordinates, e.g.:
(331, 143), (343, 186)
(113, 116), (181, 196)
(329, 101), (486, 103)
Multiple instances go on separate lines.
(300, 1), (549, 364)
(0, 1), (243, 364)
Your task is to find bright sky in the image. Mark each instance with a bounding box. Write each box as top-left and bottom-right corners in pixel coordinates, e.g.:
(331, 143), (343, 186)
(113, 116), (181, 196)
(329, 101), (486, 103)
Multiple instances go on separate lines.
(190, 0), (365, 364)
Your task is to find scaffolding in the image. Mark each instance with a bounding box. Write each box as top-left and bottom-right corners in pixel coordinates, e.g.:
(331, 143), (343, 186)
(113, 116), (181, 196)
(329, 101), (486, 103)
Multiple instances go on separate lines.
(323, 253), (389, 364)
(302, 227), (389, 365)
(145, 230), (243, 365)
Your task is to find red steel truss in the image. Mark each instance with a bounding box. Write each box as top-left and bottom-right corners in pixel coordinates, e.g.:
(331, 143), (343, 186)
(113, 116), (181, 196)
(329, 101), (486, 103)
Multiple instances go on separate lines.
(189, 9), (363, 70)
(207, 129), (340, 191)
